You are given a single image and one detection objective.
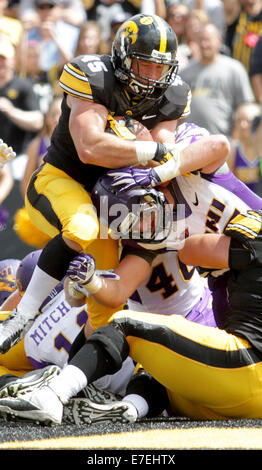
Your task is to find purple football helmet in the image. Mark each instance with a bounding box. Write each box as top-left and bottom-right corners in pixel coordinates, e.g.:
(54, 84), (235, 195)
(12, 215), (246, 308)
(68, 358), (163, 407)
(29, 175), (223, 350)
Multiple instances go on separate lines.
(91, 173), (173, 243)
(16, 250), (42, 294)
(0, 258), (20, 304)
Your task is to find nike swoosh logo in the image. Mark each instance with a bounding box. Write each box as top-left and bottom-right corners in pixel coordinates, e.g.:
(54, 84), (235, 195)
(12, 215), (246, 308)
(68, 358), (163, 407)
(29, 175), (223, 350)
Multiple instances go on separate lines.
(192, 193), (199, 206)
(141, 114), (157, 120)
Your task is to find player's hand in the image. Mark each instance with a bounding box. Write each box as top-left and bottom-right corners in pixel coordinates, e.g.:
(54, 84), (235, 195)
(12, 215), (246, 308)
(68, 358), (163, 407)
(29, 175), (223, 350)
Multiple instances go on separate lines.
(0, 139), (16, 168)
(107, 166), (161, 191)
(67, 253), (96, 286)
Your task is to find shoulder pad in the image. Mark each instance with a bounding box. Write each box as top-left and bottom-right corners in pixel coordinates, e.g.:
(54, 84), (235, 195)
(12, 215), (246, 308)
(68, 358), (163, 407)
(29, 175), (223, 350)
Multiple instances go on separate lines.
(161, 76), (191, 120)
(59, 55), (115, 105)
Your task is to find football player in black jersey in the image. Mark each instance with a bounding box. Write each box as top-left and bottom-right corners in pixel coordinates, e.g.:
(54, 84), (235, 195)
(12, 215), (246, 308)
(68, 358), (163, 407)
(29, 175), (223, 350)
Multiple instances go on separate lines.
(0, 14), (229, 354)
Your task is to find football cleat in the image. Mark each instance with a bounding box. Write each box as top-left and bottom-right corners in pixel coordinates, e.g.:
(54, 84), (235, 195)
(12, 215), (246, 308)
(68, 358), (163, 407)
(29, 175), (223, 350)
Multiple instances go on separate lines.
(63, 398), (138, 425)
(0, 365), (61, 398)
(0, 386), (63, 425)
(81, 383), (120, 403)
(0, 308), (36, 354)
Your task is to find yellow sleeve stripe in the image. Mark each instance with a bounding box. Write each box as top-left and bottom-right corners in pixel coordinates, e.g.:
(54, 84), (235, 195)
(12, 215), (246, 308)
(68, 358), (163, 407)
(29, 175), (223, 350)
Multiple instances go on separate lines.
(66, 63), (86, 77)
(227, 213), (262, 239)
(59, 64), (93, 100)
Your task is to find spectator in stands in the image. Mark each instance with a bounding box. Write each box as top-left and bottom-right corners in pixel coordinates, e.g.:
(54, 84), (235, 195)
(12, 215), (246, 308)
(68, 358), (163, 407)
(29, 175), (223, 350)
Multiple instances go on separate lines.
(250, 35), (262, 105)
(18, 0), (86, 28)
(225, 0), (262, 75)
(180, 22), (255, 136)
(221, 0), (240, 27)
(165, 0), (225, 35)
(167, 2), (189, 43)
(26, 0), (80, 74)
(177, 7), (210, 68)
(74, 20), (105, 56)
(0, 0), (23, 47)
(0, 35), (43, 159)
(18, 40), (53, 114)
(227, 102), (262, 194)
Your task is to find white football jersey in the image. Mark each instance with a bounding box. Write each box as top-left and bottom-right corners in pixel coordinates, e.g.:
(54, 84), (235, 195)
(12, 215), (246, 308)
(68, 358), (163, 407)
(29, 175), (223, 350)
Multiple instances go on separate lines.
(24, 286), (88, 369)
(128, 251), (206, 316)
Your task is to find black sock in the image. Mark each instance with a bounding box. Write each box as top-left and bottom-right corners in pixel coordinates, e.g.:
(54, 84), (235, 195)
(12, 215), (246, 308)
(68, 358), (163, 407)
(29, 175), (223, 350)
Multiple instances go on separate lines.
(38, 233), (79, 280)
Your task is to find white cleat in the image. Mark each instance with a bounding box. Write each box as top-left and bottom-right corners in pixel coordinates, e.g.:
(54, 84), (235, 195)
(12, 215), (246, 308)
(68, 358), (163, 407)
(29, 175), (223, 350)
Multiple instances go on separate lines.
(0, 365), (61, 398)
(0, 308), (35, 354)
(0, 386), (63, 425)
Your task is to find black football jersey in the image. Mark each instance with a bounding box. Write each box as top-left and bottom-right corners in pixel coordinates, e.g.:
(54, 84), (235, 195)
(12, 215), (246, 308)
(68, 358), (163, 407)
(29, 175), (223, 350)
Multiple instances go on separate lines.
(45, 54), (191, 191)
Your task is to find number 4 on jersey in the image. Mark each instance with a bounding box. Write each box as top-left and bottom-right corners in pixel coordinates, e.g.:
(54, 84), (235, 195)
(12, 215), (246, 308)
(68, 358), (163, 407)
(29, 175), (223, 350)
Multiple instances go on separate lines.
(146, 263), (178, 299)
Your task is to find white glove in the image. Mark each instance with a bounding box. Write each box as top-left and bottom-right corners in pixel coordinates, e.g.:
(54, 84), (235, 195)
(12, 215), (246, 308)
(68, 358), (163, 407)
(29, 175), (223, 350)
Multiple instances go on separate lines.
(0, 139), (16, 168)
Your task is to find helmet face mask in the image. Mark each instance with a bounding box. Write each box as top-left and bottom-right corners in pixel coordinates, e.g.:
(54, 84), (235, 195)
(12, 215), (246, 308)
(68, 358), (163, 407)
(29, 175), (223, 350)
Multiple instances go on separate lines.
(92, 175), (174, 244)
(112, 14), (178, 99)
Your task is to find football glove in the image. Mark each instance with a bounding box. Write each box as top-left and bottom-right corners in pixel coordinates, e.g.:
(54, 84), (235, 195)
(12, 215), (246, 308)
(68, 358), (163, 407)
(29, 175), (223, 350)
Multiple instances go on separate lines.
(67, 253), (96, 285)
(0, 139), (16, 168)
(67, 253), (120, 295)
(108, 166), (161, 192)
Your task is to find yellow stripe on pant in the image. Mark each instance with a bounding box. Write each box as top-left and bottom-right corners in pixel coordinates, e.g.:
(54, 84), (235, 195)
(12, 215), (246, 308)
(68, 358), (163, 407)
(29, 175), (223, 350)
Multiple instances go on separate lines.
(112, 310), (262, 419)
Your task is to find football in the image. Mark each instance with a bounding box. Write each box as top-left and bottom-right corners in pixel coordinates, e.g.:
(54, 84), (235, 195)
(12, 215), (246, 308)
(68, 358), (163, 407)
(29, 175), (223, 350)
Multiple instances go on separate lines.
(131, 118), (153, 141)
(106, 115), (153, 141)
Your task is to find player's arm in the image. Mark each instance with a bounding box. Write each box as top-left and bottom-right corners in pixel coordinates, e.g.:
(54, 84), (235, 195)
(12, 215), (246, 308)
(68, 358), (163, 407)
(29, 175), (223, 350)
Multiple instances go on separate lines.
(108, 132), (230, 190)
(178, 234), (230, 269)
(181, 134), (230, 174)
(66, 252), (151, 309)
(67, 95), (167, 168)
(152, 124), (230, 175)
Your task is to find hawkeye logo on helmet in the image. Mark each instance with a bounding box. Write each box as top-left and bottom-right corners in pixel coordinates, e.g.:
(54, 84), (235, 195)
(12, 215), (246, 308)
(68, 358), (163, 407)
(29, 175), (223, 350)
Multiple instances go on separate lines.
(119, 21), (138, 45)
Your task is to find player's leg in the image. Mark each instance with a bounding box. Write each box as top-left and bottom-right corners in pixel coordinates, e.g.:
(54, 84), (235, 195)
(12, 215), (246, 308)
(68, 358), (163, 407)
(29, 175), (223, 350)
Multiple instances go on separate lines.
(112, 310), (262, 419)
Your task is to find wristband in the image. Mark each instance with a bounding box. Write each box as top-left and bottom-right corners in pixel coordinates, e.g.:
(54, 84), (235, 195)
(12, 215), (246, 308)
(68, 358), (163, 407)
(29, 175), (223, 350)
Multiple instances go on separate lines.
(82, 273), (103, 294)
(135, 141), (158, 165)
(153, 150), (181, 183)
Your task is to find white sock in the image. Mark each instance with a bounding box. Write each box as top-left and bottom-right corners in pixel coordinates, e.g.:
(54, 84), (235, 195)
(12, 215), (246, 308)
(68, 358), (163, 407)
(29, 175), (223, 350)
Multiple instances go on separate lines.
(48, 365), (88, 403)
(124, 393), (149, 418)
(17, 266), (60, 319)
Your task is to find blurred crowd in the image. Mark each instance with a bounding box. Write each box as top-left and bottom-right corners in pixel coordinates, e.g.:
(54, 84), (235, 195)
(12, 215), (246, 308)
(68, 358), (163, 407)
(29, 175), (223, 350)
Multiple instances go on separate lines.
(1, 0), (262, 260)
